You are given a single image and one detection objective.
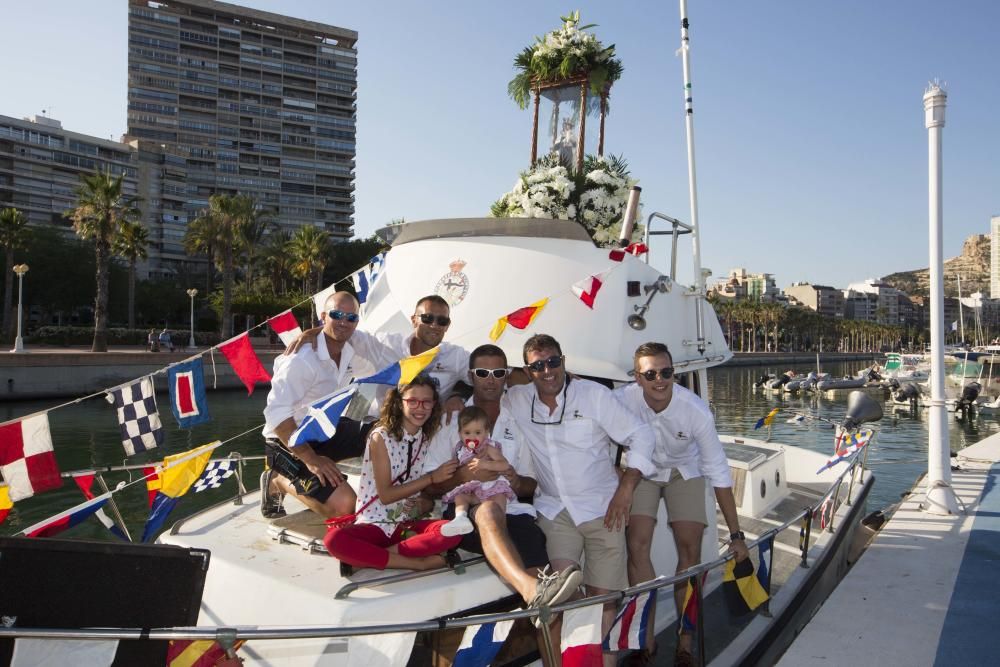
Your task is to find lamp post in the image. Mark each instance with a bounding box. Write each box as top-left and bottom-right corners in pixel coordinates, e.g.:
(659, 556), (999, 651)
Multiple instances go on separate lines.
(187, 288), (198, 350)
(11, 264), (29, 353)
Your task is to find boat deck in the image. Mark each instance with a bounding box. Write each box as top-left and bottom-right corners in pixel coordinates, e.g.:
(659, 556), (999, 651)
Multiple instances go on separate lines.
(778, 432), (1000, 666)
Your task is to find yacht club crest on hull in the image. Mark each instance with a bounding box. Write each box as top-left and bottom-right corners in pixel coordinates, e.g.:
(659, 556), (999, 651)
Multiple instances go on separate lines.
(435, 259), (470, 306)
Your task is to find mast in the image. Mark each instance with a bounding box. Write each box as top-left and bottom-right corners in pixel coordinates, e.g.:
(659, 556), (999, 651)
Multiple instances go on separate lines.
(923, 82), (959, 515)
(957, 274), (965, 344)
(678, 0), (706, 354)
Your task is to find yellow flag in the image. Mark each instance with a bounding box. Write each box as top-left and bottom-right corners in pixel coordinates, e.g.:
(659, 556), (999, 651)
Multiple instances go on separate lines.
(398, 346), (439, 385)
(722, 558), (769, 615)
(159, 442), (218, 499)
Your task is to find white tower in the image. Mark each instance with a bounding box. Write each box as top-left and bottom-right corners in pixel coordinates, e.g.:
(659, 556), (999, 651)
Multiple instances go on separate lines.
(923, 82), (959, 515)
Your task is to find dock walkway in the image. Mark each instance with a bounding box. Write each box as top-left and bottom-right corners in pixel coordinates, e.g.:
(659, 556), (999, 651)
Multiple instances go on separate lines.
(778, 433), (1000, 666)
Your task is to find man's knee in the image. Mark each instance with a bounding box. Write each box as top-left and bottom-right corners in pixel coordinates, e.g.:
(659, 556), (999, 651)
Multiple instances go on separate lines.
(474, 501), (506, 531)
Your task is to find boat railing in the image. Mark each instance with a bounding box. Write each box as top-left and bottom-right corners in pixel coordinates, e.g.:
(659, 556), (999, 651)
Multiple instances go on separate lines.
(644, 211), (693, 282)
(0, 447), (871, 666)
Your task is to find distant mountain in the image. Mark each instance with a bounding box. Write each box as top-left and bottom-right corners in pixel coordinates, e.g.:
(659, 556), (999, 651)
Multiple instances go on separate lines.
(881, 234), (990, 298)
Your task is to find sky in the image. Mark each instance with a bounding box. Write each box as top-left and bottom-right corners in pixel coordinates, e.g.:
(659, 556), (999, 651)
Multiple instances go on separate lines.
(1, 1), (997, 289)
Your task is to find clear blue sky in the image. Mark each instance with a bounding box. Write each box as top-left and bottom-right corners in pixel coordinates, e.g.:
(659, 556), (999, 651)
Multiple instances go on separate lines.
(1, 1), (997, 289)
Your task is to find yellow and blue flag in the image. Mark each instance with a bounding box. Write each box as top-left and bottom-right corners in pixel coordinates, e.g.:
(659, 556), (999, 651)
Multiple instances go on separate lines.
(141, 442), (218, 542)
(355, 346), (439, 387)
(754, 408), (781, 430)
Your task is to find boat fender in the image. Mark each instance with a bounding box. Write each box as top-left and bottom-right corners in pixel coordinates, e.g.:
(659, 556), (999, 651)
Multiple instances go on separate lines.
(861, 510), (886, 531)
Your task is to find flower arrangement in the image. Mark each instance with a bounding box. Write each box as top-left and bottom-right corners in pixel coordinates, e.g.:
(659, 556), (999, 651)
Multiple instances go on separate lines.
(507, 11), (624, 109)
(491, 154), (640, 246)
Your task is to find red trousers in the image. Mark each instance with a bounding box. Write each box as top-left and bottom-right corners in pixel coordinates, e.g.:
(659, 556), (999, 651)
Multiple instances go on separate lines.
(324, 519), (462, 570)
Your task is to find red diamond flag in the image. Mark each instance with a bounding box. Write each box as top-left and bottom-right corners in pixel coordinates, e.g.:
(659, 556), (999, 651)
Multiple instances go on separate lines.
(571, 270), (610, 309)
(268, 310), (302, 347)
(219, 333), (271, 395)
(0, 413), (62, 501)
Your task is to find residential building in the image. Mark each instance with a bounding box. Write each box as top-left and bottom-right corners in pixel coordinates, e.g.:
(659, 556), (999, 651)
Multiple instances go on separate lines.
(126, 0), (358, 275)
(0, 114), (138, 230)
(844, 278), (903, 324)
(709, 268), (779, 302)
(784, 282), (844, 318)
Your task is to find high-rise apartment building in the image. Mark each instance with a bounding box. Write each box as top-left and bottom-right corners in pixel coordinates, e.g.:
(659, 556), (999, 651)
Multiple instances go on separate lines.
(126, 0), (358, 275)
(0, 114), (138, 228)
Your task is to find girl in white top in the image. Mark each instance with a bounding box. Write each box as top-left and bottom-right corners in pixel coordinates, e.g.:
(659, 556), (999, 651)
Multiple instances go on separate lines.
(323, 376), (461, 571)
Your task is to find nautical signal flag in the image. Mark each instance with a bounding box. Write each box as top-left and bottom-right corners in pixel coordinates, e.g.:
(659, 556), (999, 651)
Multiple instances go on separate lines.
(141, 442), (218, 542)
(143, 465), (161, 507)
(681, 572), (708, 634)
(20, 492), (114, 538)
(73, 472), (127, 540)
(561, 605), (603, 666)
(106, 376), (164, 456)
(722, 556), (769, 616)
(289, 385), (358, 448)
(192, 459), (236, 492)
(355, 346), (439, 387)
(754, 408), (781, 430)
(452, 620), (515, 667)
(167, 639), (245, 667)
(489, 298), (549, 341)
(168, 358), (211, 428)
(0, 484), (12, 525)
(757, 536), (773, 595)
(0, 413), (62, 501)
(817, 428), (874, 473)
(603, 590), (656, 651)
(268, 310), (303, 347)
(572, 270), (611, 309)
(219, 333), (271, 395)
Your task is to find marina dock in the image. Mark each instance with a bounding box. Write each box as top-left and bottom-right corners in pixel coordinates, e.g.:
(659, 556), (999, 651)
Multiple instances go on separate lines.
(778, 433), (1000, 666)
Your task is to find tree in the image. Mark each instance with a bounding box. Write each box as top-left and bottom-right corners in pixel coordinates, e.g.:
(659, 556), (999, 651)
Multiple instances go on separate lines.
(260, 230), (292, 295)
(289, 225), (331, 293)
(236, 208), (274, 288)
(184, 212), (220, 294)
(0, 207), (29, 339)
(66, 171), (141, 352)
(113, 220), (150, 331)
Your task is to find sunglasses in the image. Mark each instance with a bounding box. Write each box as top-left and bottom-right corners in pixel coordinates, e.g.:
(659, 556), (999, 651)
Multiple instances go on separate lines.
(402, 398), (435, 409)
(418, 313), (451, 327)
(525, 355), (564, 373)
(638, 367), (674, 381)
(472, 368), (509, 379)
(329, 310), (359, 323)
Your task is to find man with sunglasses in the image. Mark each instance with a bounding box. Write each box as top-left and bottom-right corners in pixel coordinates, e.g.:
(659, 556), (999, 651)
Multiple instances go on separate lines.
(614, 342), (747, 665)
(424, 344), (582, 615)
(503, 334), (656, 662)
(262, 291), (380, 519)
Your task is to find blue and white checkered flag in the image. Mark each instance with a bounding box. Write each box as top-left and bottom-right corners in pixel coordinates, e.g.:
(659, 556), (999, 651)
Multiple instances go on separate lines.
(193, 460), (236, 493)
(106, 376), (164, 456)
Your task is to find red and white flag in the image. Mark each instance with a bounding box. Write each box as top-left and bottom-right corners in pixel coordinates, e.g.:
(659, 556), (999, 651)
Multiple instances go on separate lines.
(561, 605), (604, 666)
(268, 310), (302, 347)
(0, 413), (62, 501)
(219, 333), (271, 395)
(572, 270), (611, 309)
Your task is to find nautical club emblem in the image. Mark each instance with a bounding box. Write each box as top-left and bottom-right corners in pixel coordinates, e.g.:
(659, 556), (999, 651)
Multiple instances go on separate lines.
(435, 258), (470, 306)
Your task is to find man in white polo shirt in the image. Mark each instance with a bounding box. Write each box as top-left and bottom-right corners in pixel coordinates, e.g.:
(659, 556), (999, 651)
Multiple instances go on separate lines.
(503, 333), (656, 662)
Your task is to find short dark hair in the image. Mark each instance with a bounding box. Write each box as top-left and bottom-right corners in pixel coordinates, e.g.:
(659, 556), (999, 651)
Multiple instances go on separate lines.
(414, 294), (450, 313)
(469, 343), (507, 368)
(458, 405), (489, 430)
(523, 334), (562, 363)
(634, 342), (672, 365)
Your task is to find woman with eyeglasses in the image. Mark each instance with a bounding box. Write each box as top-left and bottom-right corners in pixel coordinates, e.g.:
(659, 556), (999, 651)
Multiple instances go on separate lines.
(324, 375), (464, 571)
(613, 342), (747, 665)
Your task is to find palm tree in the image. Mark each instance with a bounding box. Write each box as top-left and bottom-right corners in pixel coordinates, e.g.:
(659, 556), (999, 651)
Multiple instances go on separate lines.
(0, 207), (29, 339)
(236, 209), (274, 288)
(113, 220), (150, 331)
(260, 230), (292, 295)
(184, 212), (220, 294)
(289, 225), (331, 293)
(66, 171), (141, 352)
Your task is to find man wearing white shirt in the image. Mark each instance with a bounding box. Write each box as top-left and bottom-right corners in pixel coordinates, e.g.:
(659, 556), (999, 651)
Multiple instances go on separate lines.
(503, 334), (656, 659)
(425, 344), (581, 612)
(262, 292), (378, 519)
(614, 342), (748, 664)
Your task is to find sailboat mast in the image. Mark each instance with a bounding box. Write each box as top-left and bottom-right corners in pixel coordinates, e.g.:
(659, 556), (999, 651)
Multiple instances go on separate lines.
(678, 0), (706, 354)
(957, 274), (965, 343)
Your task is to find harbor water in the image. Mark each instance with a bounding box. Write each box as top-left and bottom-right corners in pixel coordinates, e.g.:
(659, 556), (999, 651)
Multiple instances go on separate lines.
(1, 360), (994, 539)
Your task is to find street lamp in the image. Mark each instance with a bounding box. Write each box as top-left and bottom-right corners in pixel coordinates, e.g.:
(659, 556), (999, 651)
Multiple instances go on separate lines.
(187, 288), (198, 350)
(11, 264), (29, 353)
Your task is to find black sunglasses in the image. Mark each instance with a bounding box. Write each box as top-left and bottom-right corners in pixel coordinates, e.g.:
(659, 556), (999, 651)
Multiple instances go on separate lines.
(472, 368), (509, 379)
(418, 313), (451, 327)
(329, 310), (359, 323)
(525, 355), (564, 373)
(638, 367), (674, 381)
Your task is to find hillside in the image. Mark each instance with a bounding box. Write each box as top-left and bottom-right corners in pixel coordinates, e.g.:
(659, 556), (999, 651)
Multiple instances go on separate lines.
(881, 234), (990, 297)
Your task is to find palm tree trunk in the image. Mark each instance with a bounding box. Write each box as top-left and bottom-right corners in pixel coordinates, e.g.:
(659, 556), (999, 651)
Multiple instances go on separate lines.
(3, 246), (13, 339)
(93, 241), (110, 352)
(222, 244), (233, 339)
(128, 258), (136, 331)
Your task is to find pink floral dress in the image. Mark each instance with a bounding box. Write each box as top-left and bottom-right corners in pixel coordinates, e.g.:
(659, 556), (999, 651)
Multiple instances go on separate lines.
(441, 437), (516, 504)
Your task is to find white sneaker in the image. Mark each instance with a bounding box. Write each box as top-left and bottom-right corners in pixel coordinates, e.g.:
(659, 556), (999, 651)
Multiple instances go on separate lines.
(441, 514), (474, 537)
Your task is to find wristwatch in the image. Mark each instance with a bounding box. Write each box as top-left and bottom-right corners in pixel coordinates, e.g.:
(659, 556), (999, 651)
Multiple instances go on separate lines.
(729, 531), (746, 541)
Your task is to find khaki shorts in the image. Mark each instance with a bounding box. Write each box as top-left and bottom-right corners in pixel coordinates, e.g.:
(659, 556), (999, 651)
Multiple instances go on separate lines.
(630, 472), (708, 525)
(538, 509), (628, 591)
